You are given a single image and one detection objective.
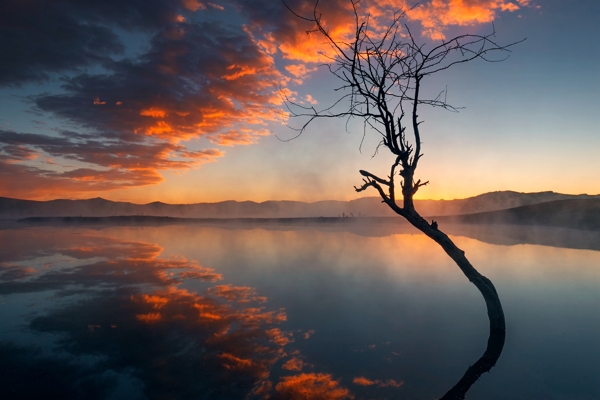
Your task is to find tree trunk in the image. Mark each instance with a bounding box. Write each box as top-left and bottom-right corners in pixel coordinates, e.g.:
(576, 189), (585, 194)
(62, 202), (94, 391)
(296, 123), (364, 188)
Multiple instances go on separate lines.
(402, 209), (506, 400)
(404, 210), (505, 334)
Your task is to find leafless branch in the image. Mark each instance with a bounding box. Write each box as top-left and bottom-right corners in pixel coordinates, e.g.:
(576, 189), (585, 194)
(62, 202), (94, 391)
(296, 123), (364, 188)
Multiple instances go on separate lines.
(283, 1), (523, 213)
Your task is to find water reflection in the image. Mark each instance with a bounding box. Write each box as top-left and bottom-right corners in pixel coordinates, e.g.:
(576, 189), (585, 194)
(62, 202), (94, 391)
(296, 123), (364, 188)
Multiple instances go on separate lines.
(14, 217), (600, 252)
(440, 324), (505, 400)
(274, 373), (352, 399)
(0, 228), (356, 399)
(1, 225), (600, 399)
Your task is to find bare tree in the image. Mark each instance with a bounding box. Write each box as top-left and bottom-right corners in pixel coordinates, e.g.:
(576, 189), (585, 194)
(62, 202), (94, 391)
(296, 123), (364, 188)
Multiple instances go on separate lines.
(285, 1), (523, 398)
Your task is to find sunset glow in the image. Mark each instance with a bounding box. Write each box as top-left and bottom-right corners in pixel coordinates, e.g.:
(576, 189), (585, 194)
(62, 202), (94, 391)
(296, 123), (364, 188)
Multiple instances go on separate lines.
(1, 0), (598, 203)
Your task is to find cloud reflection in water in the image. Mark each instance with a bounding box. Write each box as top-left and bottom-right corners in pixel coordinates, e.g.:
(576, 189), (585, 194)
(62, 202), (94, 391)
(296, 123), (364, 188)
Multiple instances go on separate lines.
(0, 228), (352, 399)
(6, 223), (599, 399)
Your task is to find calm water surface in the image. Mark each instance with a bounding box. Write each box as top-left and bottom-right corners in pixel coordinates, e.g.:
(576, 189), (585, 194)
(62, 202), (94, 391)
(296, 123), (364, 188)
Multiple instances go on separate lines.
(0, 222), (599, 399)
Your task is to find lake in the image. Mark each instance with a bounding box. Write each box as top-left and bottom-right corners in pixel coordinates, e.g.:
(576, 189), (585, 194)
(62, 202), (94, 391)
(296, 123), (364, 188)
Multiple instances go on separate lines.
(1, 221), (599, 399)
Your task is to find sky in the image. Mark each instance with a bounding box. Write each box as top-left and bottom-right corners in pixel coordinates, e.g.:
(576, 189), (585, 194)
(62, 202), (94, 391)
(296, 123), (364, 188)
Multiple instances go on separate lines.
(0, 0), (598, 203)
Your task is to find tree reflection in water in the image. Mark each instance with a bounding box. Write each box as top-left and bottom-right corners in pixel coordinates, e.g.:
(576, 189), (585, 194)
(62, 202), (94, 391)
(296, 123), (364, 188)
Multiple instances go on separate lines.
(441, 318), (505, 400)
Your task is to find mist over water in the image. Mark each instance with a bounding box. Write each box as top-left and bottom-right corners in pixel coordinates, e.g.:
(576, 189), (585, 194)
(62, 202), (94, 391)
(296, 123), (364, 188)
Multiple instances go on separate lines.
(0, 223), (599, 399)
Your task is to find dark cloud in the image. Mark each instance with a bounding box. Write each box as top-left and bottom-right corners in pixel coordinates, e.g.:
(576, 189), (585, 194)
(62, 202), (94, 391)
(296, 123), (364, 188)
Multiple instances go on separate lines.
(0, 129), (222, 197)
(0, 1), (123, 86)
(0, 131), (221, 171)
(0, 0), (192, 87)
(0, 143), (38, 161)
(0, 161), (167, 197)
(1, 1), (287, 198)
(0, 265), (36, 281)
(33, 20), (283, 141)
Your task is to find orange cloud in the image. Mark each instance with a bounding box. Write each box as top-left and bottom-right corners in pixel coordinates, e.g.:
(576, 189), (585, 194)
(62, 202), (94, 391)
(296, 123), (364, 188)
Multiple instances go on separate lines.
(0, 131), (224, 199)
(208, 284), (265, 303)
(208, 128), (270, 146)
(140, 108), (168, 118)
(246, 0), (528, 72)
(266, 328), (292, 346)
(285, 64), (317, 79)
(177, 267), (223, 282)
(136, 312), (162, 322)
(275, 373), (354, 400)
(353, 376), (404, 388)
(241, 307), (288, 325)
(404, 0), (523, 39)
(352, 376), (375, 386)
(282, 357), (305, 371)
(305, 94), (318, 105)
(380, 379), (404, 388)
(222, 64), (259, 81)
(182, 0), (206, 11)
(141, 121), (174, 136)
(219, 352), (254, 370)
(256, 0), (356, 65)
(140, 294), (170, 309)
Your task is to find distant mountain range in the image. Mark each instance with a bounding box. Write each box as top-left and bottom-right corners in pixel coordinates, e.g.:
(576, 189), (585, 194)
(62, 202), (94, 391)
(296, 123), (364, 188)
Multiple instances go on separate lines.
(438, 198), (600, 231)
(1, 191), (599, 219)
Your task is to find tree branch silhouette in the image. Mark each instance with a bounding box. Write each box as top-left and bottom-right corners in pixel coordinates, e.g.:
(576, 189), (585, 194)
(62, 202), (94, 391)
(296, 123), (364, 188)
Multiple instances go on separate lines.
(285, 1), (524, 398)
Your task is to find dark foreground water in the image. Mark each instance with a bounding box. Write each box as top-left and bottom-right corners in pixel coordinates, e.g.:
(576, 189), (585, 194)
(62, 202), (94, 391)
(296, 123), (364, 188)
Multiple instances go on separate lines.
(0, 221), (599, 399)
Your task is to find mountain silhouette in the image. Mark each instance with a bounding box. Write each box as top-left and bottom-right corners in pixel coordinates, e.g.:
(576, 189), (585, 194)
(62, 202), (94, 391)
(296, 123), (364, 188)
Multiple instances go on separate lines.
(1, 191), (599, 220)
